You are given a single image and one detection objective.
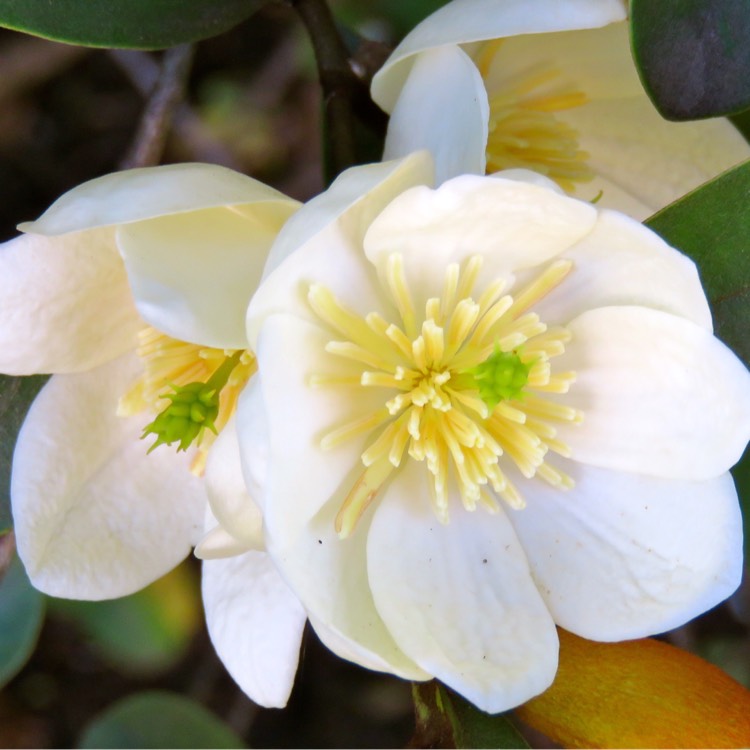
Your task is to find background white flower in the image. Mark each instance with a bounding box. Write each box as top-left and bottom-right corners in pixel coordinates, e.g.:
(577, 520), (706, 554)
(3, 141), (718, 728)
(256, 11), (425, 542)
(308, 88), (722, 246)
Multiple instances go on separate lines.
(235, 152), (749, 713)
(370, 0), (750, 218)
(0, 162), (305, 707)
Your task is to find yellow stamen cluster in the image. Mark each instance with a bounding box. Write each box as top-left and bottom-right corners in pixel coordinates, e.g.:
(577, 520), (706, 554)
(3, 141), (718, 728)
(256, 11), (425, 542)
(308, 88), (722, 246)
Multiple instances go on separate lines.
(476, 40), (594, 192)
(119, 327), (256, 474)
(309, 253), (582, 538)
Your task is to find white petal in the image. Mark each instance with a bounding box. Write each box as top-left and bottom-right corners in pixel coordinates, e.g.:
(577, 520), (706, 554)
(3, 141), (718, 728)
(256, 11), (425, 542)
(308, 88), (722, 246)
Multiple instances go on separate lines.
(508, 463), (743, 639)
(483, 20), (640, 102)
(529, 209), (712, 330)
(364, 174), (596, 311)
(367, 461), (558, 713)
(20, 162), (299, 236)
(371, 0), (626, 112)
(383, 46), (488, 183)
(562, 97), (750, 214)
(11, 353), (206, 599)
(204, 415), (264, 551)
(0, 230), (141, 375)
(195, 525), (253, 560)
(202, 550), (306, 708)
(247, 154), (433, 347)
(116, 200), (296, 349)
(246, 319), (425, 679)
(556, 306), (750, 480)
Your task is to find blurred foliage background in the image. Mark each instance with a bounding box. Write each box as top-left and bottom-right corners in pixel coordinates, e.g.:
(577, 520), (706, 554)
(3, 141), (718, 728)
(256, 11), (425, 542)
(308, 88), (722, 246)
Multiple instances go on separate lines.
(0, 1), (748, 747)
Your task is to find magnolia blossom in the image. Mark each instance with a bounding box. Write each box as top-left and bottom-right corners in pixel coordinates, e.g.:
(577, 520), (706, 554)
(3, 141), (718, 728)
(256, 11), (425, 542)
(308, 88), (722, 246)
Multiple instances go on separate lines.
(370, 0), (750, 218)
(223, 152), (750, 712)
(0, 163), (305, 707)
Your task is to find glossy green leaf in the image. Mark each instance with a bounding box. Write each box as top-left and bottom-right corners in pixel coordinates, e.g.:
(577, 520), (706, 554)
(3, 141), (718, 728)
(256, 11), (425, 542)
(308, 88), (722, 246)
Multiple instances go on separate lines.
(631, 0), (750, 119)
(78, 691), (245, 749)
(0, 374), (48, 533)
(412, 682), (529, 749)
(646, 159), (750, 555)
(49, 562), (200, 676)
(645, 159), (750, 366)
(0, 551), (45, 688)
(0, 0), (267, 50)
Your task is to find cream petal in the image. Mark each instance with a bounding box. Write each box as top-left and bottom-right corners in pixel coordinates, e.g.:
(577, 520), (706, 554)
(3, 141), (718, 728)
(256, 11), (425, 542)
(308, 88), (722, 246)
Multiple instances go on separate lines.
(247, 316), (425, 679)
(561, 97), (750, 214)
(202, 549), (306, 708)
(383, 46), (488, 184)
(204, 416), (264, 551)
(116, 200), (296, 349)
(252, 315), (383, 540)
(484, 20), (640, 102)
(247, 153), (433, 347)
(367, 461), (559, 713)
(555, 306), (750, 480)
(528, 209), (712, 330)
(364, 174), (596, 312)
(371, 0), (626, 112)
(11, 353), (206, 599)
(195, 524), (253, 560)
(0, 230), (141, 375)
(508, 463), (743, 639)
(20, 162), (299, 236)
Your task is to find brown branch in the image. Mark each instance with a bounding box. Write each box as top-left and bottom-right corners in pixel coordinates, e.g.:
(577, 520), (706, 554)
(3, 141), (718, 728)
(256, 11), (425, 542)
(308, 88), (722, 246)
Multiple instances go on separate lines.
(289, 0), (359, 178)
(119, 44), (195, 169)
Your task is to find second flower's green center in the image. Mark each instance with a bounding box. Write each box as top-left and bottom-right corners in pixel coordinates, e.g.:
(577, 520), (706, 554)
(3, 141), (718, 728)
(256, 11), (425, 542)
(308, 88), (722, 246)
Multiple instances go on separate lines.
(309, 253), (582, 538)
(119, 330), (256, 474)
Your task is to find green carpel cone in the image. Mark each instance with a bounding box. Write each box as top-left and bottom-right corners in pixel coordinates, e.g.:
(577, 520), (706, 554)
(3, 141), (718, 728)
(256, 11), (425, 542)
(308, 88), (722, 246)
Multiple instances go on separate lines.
(465, 345), (532, 411)
(141, 350), (243, 453)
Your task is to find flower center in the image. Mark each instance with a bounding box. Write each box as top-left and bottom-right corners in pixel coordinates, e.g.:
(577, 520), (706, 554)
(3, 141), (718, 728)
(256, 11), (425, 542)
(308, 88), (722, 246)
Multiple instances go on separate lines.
(118, 327), (256, 474)
(309, 253), (582, 538)
(476, 40), (594, 192)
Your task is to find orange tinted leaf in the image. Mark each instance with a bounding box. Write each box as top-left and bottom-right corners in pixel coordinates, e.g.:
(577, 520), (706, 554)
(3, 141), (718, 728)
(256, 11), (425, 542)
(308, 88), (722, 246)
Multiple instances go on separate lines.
(516, 629), (750, 749)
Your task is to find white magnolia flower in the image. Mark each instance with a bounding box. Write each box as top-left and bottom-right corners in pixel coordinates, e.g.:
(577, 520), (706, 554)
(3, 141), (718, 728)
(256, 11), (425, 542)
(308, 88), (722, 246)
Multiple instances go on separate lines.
(371, 0), (750, 219)
(1, 163), (305, 707)
(232, 152), (750, 712)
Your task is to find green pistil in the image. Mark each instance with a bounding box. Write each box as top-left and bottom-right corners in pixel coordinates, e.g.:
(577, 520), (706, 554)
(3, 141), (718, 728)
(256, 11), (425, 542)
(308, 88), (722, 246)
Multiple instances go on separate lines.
(142, 350), (243, 453)
(464, 345), (532, 412)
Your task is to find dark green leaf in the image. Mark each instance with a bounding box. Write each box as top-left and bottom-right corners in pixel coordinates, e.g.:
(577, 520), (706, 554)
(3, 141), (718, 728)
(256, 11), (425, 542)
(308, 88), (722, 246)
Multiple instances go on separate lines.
(0, 0), (267, 50)
(645, 159), (750, 366)
(0, 374), (48, 533)
(631, 0), (750, 119)
(0, 551), (45, 688)
(335, 0), (452, 39)
(78, 691), (245, 749)
(411, 681), (529, 749)
(441, 687), (530, 749)
(646, 159), (750, 554)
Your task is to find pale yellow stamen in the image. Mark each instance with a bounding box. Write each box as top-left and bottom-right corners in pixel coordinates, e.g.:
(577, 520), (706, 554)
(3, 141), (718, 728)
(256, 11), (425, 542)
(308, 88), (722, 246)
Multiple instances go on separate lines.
(478, 41), (594, 192)
(119, 326), (256, 474)
(310, 254), (581, 537)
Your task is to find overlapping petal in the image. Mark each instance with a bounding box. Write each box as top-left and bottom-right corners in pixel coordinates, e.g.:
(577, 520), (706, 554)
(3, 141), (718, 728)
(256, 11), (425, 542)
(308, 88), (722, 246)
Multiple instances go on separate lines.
(0, 230), (141, 375)
(368, 462), (559, 712)
(508, 463), (743, 640)
(555, 306), (750, 480)
(11, 353), (206, 599)
(202, 548), (306, 708)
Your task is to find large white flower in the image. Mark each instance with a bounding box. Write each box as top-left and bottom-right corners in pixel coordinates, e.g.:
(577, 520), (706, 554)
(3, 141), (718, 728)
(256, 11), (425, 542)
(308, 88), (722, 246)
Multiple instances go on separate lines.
(0, 163), (305, 707)
(370, 0), (750, 219)
(232, 152), (750, 712)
